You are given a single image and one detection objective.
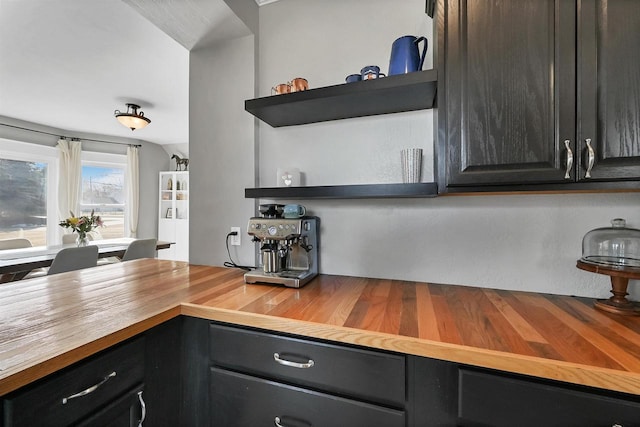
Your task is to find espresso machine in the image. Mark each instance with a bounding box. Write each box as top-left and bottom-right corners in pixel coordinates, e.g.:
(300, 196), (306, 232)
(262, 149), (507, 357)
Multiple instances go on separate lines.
(244, 204), (319, 288)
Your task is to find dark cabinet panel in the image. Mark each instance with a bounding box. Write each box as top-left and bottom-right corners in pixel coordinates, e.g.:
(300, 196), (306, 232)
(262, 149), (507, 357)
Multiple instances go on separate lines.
(458, 368), (640, 427)
(578, 0), (640, 180)
(209, 323), (406, 407)
(438, 0), (640, 192)
(210, 368), (406, 427)
(2, 338), (145, 427)
(75, 386), (145, 427)
(441, 0), (575, 187)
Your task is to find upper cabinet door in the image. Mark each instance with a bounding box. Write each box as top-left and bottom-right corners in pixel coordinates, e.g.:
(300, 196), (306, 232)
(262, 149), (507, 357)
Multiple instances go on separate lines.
(578, 0), (640, 181)
(440, 0), (576, 187)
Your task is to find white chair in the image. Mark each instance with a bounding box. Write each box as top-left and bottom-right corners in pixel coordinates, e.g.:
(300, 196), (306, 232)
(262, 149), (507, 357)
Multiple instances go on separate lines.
(0, 238), (36, 282)
(0, 238), (33, 250)
(47, 246), (99, 275)
(62, 234), (77, 244)
(122, 239), (157, 261)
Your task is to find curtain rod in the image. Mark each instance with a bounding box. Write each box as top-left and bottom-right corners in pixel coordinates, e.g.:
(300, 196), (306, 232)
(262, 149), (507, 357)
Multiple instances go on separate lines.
(0, 123), (142, 148)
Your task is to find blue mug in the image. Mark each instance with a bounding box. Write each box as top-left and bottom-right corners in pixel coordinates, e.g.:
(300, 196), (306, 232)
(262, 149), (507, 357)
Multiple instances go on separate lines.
(283, 204), (306, 218)
(346, 74), (362, 83)
(360, 65), (385, 80)
(388, 35), (428, 75)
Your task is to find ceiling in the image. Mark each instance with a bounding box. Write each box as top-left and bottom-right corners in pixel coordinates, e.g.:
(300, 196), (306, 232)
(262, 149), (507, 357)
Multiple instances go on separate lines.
(0, 0), (258, 146)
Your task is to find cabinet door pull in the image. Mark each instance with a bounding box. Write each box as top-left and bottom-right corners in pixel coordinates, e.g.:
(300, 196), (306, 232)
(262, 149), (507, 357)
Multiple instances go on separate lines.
(137, 390), (146, 427)
(584, 138), (595, 178)
(273, 353), (315, 369)
(62, 371), (116, 404)
(274, 416), (312, 427)
(564, 139), (573, 179)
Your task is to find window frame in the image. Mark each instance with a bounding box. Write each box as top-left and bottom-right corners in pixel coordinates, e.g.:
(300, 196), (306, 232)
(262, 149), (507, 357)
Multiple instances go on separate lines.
(0, 138), (59, 245)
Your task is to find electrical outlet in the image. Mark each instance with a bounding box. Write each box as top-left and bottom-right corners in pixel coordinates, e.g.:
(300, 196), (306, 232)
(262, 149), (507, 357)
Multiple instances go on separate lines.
(230, 227), (241, 246)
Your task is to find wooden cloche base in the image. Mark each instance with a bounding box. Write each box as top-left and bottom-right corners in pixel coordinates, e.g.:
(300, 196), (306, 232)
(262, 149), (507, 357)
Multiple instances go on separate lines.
(576, 260), (640, 316)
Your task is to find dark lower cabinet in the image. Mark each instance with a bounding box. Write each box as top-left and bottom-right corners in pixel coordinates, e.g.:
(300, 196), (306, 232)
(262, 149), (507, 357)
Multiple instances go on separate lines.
(2, 337), (145, 427)
(457, 368), (640, 427)
(75, 386), (145, 427)
(210, 368), (405, 427)
(208, 323), (407, 427)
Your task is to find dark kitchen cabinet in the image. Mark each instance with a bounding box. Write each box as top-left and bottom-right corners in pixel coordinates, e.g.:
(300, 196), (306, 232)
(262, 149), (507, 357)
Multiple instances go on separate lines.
(457, 368), (640, 427)
(209, 323), (407, 427)
(437, 0), (640, 192)
(2, 338), (145, 427)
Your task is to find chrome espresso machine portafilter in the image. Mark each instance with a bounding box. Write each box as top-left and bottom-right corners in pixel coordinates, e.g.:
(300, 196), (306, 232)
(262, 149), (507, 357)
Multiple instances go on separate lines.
(244, 204), (319, 288)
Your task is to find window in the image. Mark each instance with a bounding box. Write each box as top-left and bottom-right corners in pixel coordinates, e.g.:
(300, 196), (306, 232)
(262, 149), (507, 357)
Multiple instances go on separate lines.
(80, 152), (127, 239)
(0, 140), (57, 246)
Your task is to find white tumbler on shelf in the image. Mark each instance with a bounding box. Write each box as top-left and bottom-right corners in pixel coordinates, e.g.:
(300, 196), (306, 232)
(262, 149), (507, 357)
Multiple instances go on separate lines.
(401, 148), (422, 183)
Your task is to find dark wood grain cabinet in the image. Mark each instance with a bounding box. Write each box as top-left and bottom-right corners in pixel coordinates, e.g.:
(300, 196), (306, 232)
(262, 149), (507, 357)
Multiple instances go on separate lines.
(456, 368), (640, 427)
(437, 0), (640, 192)
(208, 323), (406, 427)
(1, 338), (145, 427)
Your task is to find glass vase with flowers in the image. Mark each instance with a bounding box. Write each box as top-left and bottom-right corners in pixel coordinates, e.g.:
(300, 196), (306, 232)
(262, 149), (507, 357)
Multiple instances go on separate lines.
(59, 210), (104, 246)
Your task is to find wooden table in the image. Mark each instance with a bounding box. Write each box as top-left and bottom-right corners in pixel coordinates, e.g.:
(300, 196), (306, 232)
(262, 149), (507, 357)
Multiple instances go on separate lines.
(0, 238), (172, 278)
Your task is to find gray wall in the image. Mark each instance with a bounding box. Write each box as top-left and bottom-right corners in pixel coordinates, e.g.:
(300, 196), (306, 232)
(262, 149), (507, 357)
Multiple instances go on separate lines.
(189, 34), (257, 267)
(189, 0), (640, 300)
(0, 115), (168, 238)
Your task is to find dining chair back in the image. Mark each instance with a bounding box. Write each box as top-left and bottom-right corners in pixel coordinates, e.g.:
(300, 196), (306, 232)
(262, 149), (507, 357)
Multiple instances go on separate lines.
(0, 238), (32, 250)
(122, 239), (157, 261)
(47, 246), (99, 275)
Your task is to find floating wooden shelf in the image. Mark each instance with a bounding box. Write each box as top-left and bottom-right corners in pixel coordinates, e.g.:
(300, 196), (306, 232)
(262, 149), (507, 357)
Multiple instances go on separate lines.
(245, 70), (437, 127)
(245, 183), (438, 199)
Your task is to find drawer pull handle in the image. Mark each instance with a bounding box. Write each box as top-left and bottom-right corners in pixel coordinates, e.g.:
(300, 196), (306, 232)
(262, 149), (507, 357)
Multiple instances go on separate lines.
(564, 139), (573, 179)
(137, 390), (146, 427)
(62, 371), (116, 404)
(273, 353), (314, 369)
(274, 416), (312, 427)
(584, 138), (595, 178)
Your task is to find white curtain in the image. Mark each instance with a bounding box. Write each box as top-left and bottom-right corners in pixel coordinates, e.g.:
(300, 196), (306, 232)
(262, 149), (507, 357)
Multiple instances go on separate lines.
(57, 139), (82, 222)
(126, 146), (140, 237)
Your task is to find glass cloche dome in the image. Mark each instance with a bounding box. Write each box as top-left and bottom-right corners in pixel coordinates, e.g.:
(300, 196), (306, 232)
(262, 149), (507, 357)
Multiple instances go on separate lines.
(581, 218), (640, 268)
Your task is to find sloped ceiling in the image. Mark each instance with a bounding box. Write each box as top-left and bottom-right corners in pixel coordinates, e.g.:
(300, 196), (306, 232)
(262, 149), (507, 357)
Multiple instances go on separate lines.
(0, 0), (254, 146)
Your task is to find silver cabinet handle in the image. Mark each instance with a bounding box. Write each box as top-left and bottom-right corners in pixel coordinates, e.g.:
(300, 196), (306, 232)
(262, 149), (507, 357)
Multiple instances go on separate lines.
(273, 353), (314, 369)
(584, 138), (595, 178)
(564, 139), (573, 179)
(275, 416), (312, 427)
(62, 371), (116, 404)
(137, 390), (146, 427)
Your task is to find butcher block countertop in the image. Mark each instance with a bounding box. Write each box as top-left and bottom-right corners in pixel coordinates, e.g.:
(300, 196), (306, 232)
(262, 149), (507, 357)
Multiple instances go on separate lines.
(1, 259), (639, 397)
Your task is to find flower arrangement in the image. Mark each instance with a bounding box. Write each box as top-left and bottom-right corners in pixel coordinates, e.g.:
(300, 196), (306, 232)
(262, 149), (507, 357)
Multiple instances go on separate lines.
(59, 210), (103, 245)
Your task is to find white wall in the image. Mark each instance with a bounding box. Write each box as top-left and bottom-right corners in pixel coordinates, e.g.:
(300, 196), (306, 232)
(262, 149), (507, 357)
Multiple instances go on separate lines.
(252, 0), (640, 299)
(0, 115), (169, 239)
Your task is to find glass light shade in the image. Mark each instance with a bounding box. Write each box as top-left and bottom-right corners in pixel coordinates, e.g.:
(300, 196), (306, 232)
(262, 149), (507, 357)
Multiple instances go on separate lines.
(581, 218), (640, 268)
(114, 103), (151, 131)
(116, 114), (150, 130)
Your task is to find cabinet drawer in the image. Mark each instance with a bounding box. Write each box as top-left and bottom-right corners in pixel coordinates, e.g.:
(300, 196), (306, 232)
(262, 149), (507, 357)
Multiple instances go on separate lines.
(3, 337), (145, 427)
(458, 368), (640, 427)
(209, 323), (405, 406)
(211, 367), (405, 427)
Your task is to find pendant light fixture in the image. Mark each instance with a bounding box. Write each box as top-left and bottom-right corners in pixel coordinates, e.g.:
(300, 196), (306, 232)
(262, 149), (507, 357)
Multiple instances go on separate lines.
(114, 103), (151, 131)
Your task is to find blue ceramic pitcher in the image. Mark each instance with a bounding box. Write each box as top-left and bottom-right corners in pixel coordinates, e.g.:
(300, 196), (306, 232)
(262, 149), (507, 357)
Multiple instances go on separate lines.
(388, 35), (428, 75)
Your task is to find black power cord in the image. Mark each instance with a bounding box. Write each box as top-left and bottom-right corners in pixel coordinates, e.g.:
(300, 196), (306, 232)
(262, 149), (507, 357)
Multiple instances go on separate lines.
(223, 231), (254, 271)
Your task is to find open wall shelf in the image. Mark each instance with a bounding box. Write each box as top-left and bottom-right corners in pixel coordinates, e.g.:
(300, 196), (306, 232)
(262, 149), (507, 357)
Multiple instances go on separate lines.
(245, 70), (437, 127)
(245, 183), (438, 199)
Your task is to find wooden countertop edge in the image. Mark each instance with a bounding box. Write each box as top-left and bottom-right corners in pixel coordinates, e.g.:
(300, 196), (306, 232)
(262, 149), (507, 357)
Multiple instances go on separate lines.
(180, 303), (640, 396)
(0, 306), (182, 396)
